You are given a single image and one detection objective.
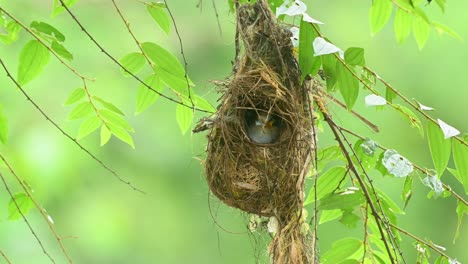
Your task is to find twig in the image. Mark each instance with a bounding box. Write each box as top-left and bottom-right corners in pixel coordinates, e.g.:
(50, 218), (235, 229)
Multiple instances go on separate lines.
(211, 0), (223, 35)
(160, 0), (194, 108)
(0, 153), (71, 263)
(57, 0), (212, 113)
(110, 0), (154, 68)
(316, 99), (398, 264)
(0, 58), (145, 194)
(0, 6), (93, 81)
(363, 66), (468, 148)
(390, 223), (454, 260)
(338, 125), (468, 207)
(0, 248), (12, 264)
(309, 23), (466, 148)
(328, 95), (379, 133)
(361, 205), (369, 263)
(0, 169), (56, 263)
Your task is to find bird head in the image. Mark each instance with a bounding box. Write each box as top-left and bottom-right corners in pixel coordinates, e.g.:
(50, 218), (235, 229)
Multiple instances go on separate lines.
(256, 113), (274, 128)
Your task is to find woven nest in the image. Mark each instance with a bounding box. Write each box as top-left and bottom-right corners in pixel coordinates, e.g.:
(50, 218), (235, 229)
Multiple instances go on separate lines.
(197, 0), (316, 263)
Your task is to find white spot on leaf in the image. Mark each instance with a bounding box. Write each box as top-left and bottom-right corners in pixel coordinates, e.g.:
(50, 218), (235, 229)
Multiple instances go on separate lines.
(302, 13), (324, 24)
(290, 27), (299, 47)
(276, 0), (307, 17)
(416, 100), (434, 111)
(382, 149), (413, 178)
(422, 175), (444, 197)
(437, 119), (460, 139)
(313, 37), (343, 58)
(365, 94), (386, 106)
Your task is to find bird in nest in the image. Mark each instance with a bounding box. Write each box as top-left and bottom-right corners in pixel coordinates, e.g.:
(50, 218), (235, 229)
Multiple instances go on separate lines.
(245, 110), (281, 144)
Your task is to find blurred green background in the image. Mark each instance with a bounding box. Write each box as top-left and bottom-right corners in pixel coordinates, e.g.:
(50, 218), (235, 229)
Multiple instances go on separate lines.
(0, 0), (467, 263)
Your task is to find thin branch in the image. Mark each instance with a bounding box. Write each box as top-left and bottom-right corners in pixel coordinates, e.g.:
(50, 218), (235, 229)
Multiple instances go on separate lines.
(390, 223), (454, 260)
(0, 6), (93, 81)
(310, 24), (466, 148)
(0, 248), (11, 264)
(0, 152), (72, 263)
(363, 66), (468, 148)
(334, 120), (406, 263)
(57, 0), (212, 113)
(161, 0), (195, 108)
(110, 0), (155, 68)
(315, 99), (398, 264)
(0, 168), (56, 263)
(328, 95), (379, 133)
(338, 125), (468, 207)
(361, 205), (369, 263)
(0, 58), (145, 194)
(211, 0), (223, 35)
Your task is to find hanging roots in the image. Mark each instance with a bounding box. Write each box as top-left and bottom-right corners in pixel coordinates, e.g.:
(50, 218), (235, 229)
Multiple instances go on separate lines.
(196, 0), (317, 263)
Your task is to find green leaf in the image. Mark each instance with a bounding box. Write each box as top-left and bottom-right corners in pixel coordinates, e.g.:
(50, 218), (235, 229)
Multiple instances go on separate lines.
(298, 19), (320, 79)
(452, 140), (468, 194)
(413, 7), (430, 24)
(322, 238), (363, 264)
(141, 42), (185, 76)
(305, 166), (347, 205)
(68, 102), (94, 120)
(377, 187), (405, 214)
(77, 116), (102, 139)
(434, 256), (449, 264)
(8, 193), (34, 221)
(339, 210), (360, 229)
(435, 0), (446, 12)
(99, 109), (134, 132)
(159, 69), (192, 96)
(318, 189), (365, 211)
(354, 139), (379, 170)
(93, 96), (125, 116)
(454, 201), (468, 242)
(141, 42), (191, 95)
(321, 54), (338, 91)
(64, 88), (86, 106)
(432, 22), (462, 41)
(100, 125), (111, 146)
(192, 95), (215, 112)
(30, 21), (65, 42)
(0, 21), (22, 45)
(427, 121), (451, 177)
(394, 0), (413, 10)
(344, 47), (365, 66)
(119, 52), (146, 77)
(413, 15), (431, 50)
(147, 2), (171, 35)
(394, 104), (423, 136)
(0, 105), (8, 145)
(336, 62), (359, 109)
(402, 176), (413, 208)
(52, 0), (79, 17)
(17, 40), (51, 85)
(51, 41), (73, 61)
(108, 124), (135, 148)
(369, 0), (393, 35)
(394, 8), (412, 44)
(317, 145), (345, 169)
(319, 209), (343, 225)
(385, 86), (397, 102)
(176, 104), (193, 135)
(136, 74), (163, 114)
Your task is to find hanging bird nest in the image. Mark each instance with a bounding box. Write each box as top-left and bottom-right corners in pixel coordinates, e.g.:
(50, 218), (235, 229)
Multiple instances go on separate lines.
(196, 0), (316, 263)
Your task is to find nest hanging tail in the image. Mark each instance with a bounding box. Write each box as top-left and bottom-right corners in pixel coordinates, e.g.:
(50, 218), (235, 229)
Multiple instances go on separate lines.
(198, 0), (318, 263)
